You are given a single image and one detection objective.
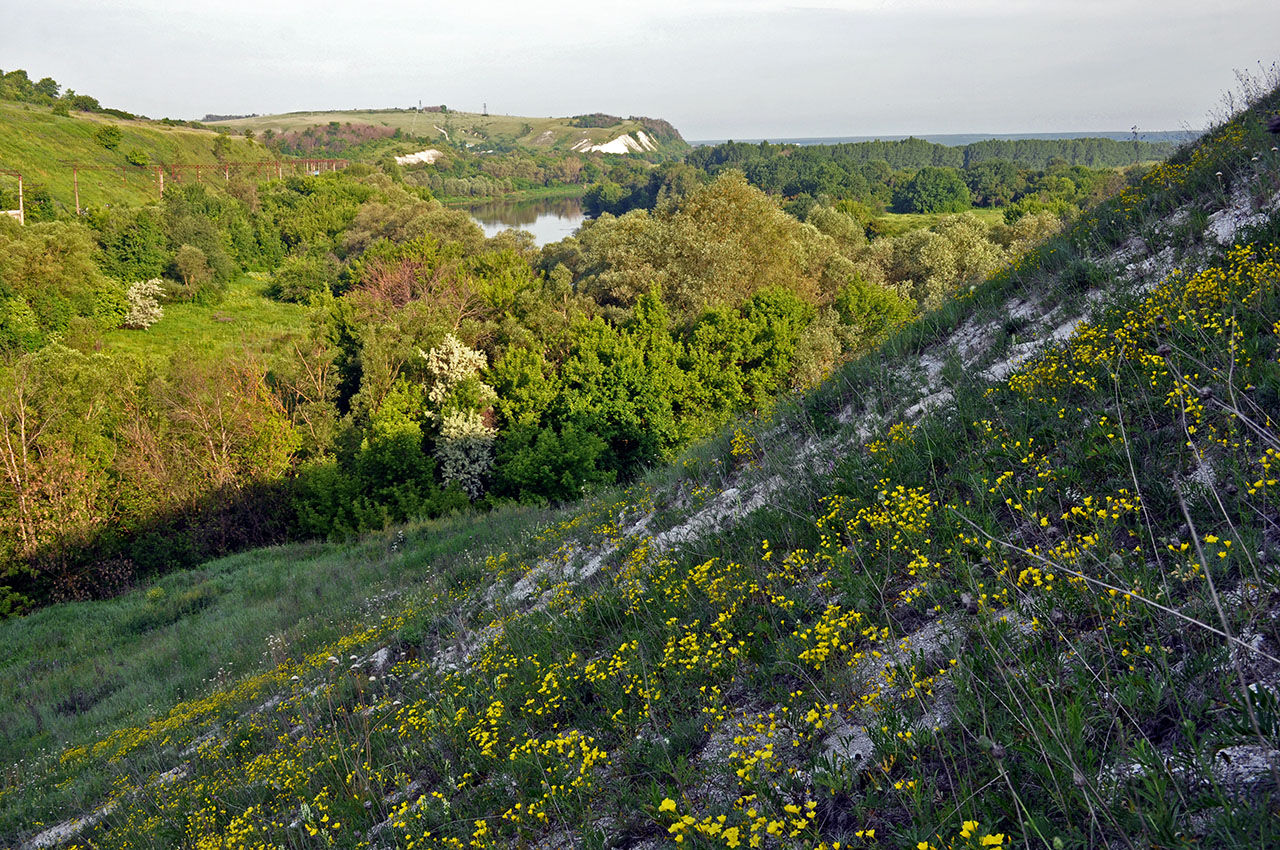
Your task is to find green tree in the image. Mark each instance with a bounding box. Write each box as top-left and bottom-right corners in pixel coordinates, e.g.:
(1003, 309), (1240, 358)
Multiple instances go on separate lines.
(212, 132), (231, 162)
(174, 244), (213, 291)
(94, 124), (122, 150)
(162, 185), (240, 281)
(0, 218), (125, 346)
(494, 419), (612, 503)
(894, 166), (971, 213)
(267, 253), (339, 303)
(962, 160), (1024, 207)
(32, 76), (60, 99)
(95, 206), (169, 283)
(0, 346), (122, 606)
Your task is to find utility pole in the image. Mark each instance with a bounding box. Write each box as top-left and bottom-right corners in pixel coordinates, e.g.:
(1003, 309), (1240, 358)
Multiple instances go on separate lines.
(1, 169), (24, 224)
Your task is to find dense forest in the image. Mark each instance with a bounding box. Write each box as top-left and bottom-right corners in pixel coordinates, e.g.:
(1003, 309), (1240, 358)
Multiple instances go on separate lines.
(0, 67), (1148, 617)
(585, 136), (1169, 221)
(0, 162), (1068, 615)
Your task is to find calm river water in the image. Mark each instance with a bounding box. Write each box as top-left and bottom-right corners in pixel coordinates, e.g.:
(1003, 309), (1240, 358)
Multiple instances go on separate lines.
(465, 196), (585, 246)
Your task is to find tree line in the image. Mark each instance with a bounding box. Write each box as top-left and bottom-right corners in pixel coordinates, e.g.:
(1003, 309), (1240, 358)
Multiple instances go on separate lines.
(1, 67), (137, 120)
(585, 141), (1147, 221)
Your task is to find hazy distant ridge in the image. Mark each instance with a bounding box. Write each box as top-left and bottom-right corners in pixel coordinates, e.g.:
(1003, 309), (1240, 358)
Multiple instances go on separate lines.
(692, 129), (1192, 147)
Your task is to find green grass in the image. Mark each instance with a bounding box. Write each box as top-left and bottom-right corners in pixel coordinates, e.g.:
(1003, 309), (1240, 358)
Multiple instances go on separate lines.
(100, 275), (309, 362)
(0, 503), (556, 767)
(0, 101), (267, 214)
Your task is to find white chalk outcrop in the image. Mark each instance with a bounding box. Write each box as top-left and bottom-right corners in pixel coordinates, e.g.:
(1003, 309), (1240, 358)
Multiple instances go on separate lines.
(570, 132), (658, 154)
(394, 148), (443, 165)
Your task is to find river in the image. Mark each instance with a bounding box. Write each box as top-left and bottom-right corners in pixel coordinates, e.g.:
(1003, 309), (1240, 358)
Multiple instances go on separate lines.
(464, 195), (585, 246)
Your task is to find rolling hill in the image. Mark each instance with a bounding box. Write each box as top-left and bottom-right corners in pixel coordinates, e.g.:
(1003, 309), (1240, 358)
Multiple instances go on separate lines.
(207, 109), (689, 157)
(6, 85), (1280, 850)
(0, 100), (276, 215)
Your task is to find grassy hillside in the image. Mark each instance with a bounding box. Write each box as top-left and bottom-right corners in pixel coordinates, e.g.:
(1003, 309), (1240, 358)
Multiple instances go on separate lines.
(0, 101), (271, 214)
(210, 109), (689, 155)
(99, 275), (307, 363)
(5, 88), (1280, 849)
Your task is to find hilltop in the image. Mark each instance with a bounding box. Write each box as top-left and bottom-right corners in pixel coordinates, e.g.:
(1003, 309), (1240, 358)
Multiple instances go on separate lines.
(0, 100), (274, 215)
(207, 109), (689, 157)
(5, 78), (1280, 850)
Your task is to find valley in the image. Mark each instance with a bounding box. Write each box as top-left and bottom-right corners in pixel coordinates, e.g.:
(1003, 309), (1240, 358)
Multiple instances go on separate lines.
(2, 59), (1280, 850)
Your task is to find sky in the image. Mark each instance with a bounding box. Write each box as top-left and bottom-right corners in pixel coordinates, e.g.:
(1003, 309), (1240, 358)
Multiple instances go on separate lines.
(4, 0), (1279, 140)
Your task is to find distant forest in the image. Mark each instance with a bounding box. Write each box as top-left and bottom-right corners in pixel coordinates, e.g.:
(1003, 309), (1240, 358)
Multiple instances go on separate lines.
(583, 135), (1165, 221)
(690, 135), (1173, 172)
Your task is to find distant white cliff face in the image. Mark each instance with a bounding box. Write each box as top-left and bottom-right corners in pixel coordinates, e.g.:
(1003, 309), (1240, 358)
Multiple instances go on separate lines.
(570, 132), (658, 154)
(394, 148), (443, 165)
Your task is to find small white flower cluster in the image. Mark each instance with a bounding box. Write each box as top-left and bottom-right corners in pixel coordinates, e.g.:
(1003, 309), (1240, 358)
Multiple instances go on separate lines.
(435, 409), (496, 499)
(122, 278), (165, 329)
(420, 334), (500, 498)
(421, 333), (490, 408)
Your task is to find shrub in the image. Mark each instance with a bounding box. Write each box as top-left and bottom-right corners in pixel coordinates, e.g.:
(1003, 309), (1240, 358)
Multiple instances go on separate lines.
(93, 125), (122, 150)
(266, 254), (338, 303)
(121, 279), (164, 329)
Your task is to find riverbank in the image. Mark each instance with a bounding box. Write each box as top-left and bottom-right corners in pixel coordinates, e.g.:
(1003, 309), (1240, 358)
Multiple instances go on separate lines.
(438, 183), (585, 207)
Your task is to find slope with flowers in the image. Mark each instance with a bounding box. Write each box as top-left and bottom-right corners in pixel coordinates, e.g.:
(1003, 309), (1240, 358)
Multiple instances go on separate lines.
(6, 82), (1280, 850)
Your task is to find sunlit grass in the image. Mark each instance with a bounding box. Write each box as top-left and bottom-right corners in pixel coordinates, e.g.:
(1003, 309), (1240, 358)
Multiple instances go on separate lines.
(0, 100), (263, 213)
(100, 275), (308, 362)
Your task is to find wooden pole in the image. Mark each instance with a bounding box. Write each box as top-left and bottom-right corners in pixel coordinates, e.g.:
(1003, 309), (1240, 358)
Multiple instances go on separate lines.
(73, 167), (80, 215)
(157, 167), (164, 197)
(17, 176), (23, 226)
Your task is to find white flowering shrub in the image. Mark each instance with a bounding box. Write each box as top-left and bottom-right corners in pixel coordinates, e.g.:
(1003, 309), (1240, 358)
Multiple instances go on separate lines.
(434, 409), (496, 499)
(420, 334), (495, 411)
(122, 278), (165, 329)
(419, 335), (500, 498)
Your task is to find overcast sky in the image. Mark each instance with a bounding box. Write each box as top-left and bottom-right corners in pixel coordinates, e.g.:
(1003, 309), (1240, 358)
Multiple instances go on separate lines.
(4, 0), (1278, 140)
